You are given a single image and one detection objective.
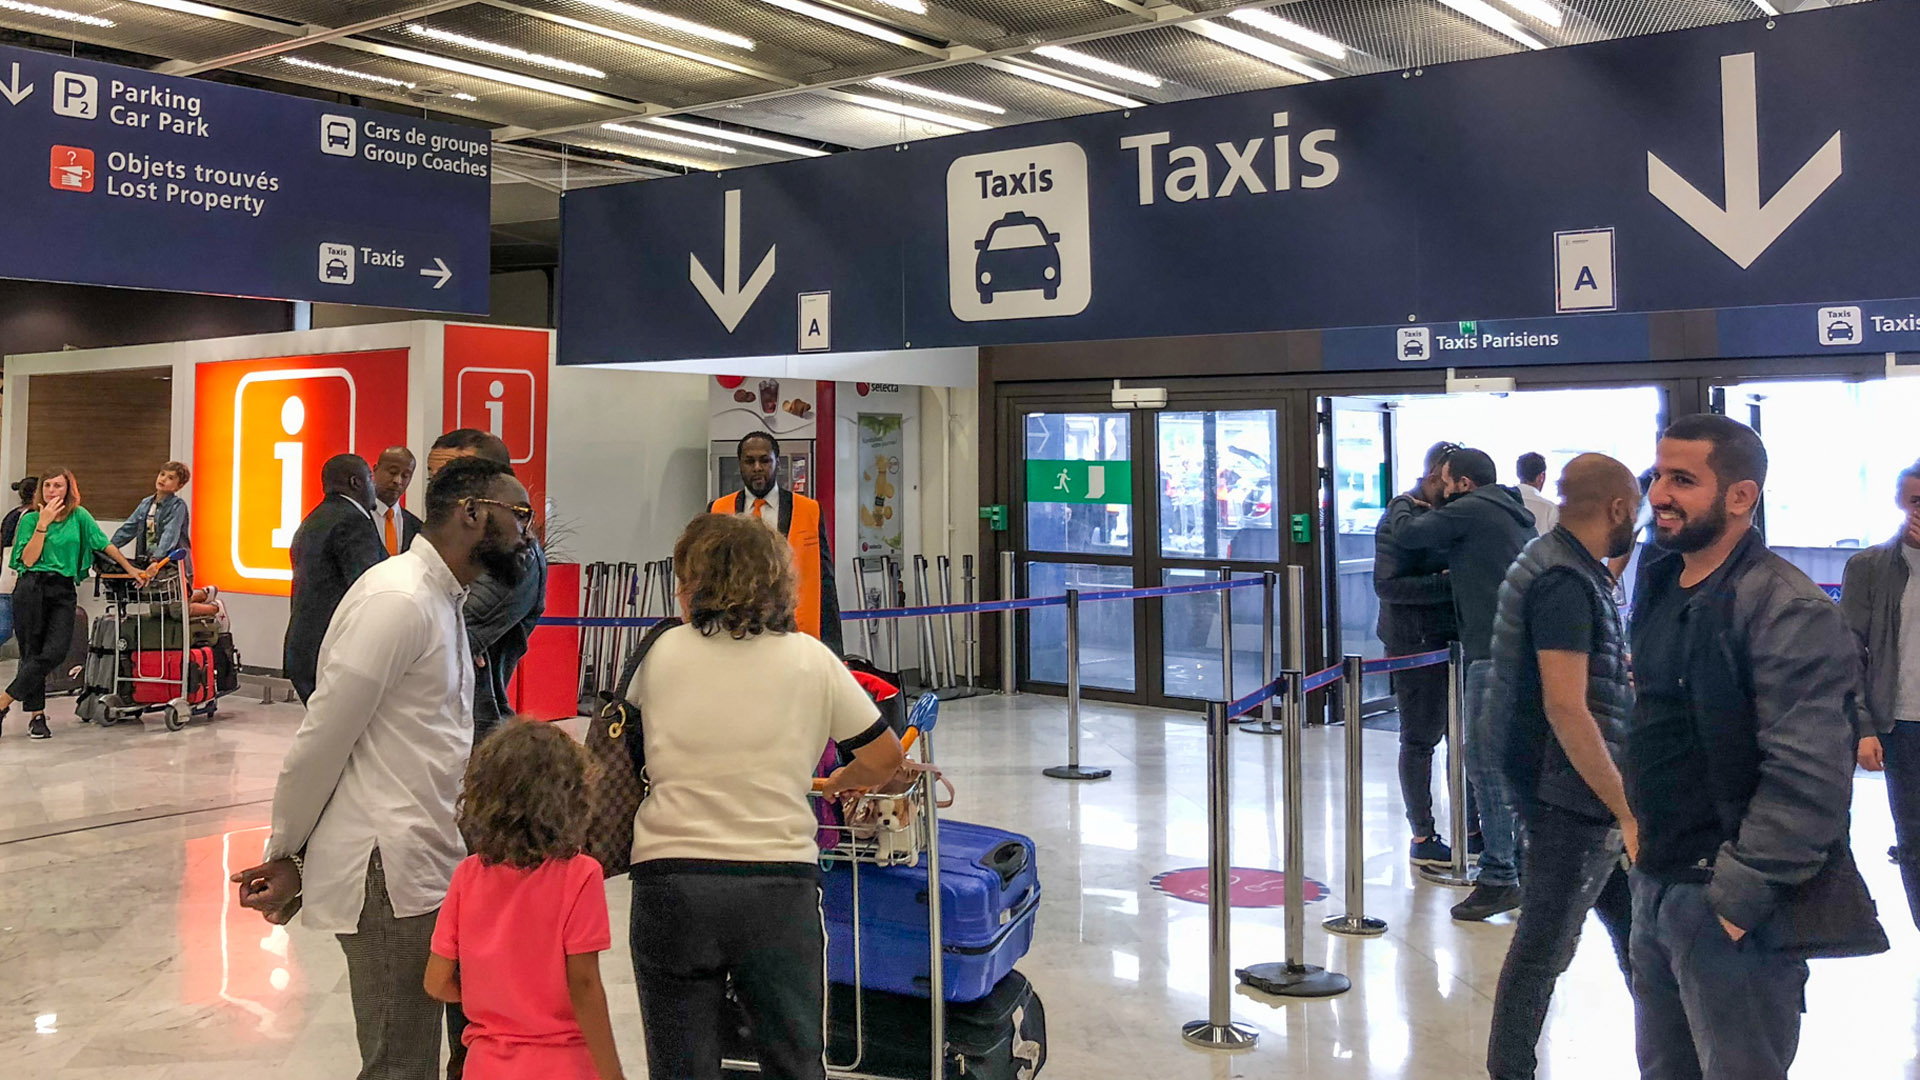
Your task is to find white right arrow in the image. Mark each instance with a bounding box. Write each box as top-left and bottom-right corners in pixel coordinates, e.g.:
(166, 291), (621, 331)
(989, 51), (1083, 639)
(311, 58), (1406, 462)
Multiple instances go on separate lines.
(1648, 52), (1842, 270)
(1, 64), (33, 106)
(690, 189), (776, 333)
(420, 257), (452, 289)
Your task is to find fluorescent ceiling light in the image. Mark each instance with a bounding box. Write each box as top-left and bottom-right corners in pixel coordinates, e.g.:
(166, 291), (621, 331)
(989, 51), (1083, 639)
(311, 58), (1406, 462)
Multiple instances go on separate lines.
(407, 25), (606, 79)
(756, 0), (922, 48)
(369, 42), (609, 101)
(0, 0), (113, 27)
(449, 91), (478, 101)
(868, 0), (927, 13)
(993, 61), (1145, 108)
(649, 117), (831, 157)
(284, 54), (417, 89)
(512, 8), (766, 79)
(840, 92), (991, 132)
(1436, 0), (1546, 49)
(604, 121), (737, 154)
(1181, 23), (1333, 81)
(572, 0), (754, 50)
(1032, 45), (1162, 89)
(577, 139), (720, 171)
(1492, 0), (1562, 27)
(120, 0), (245, 19)
(1226, 8), (1348, 60)
(868, 76), (1005, 115)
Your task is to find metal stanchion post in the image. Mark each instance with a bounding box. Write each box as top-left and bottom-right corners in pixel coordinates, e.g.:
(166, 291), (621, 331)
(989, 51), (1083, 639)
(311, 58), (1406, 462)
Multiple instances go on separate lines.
(855, 557), (882, 659)
(1324, 654), (1388, 937)
(885, 557), (904, 676)
(1245, 570), (1282, 735)
(962, 555), (977, 689)
(1182, 700), (1259, 1050)
(938, 555), (959, 691)
(914, 555), (942, 691)
(1238, 566), (1350, 998)
(1044, 589), (1110, 781)
(1421, 642), (1476, 886)
(999, 551), (1017, 695)
(1217, 566), (1235, 707)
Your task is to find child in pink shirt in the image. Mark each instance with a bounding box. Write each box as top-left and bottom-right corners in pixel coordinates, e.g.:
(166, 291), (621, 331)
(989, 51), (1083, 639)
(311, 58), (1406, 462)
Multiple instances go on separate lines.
(425, 721), (625, 1080)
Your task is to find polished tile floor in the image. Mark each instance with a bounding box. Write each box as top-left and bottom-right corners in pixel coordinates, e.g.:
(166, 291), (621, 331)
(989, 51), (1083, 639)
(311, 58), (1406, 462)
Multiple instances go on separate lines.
(1, 687), (1914, 1079)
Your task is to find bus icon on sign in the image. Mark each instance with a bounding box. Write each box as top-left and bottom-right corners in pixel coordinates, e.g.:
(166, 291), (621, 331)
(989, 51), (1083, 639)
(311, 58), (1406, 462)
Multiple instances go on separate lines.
(456, 368), (536, 463)
(320, 115), (356, 157)
(231, 369), (358, 582)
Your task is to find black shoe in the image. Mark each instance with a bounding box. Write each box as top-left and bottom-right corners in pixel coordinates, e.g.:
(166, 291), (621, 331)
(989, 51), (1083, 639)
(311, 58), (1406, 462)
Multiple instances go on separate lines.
(28, 714), (50, 740)
(1410, 836), (1453, 868)
(1451, 882), (1521, 922)
(0, 704), (8, 735)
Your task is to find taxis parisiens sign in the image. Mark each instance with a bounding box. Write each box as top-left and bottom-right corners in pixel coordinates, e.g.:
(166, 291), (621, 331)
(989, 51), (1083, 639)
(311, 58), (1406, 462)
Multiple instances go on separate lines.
(561, 2), (1919, 365)
(0, 43), (489, 313)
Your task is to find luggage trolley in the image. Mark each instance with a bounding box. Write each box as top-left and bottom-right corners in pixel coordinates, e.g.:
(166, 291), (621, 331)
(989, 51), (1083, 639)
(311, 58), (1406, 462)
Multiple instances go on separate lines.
(80, 552), (214, 731)
(724, 693), (947, 1080)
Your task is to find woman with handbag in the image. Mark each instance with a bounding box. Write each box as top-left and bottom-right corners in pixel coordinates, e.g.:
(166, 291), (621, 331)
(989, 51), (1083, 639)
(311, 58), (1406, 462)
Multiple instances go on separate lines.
(1, 470), (149, 739)
(624, 512), (903, 1080)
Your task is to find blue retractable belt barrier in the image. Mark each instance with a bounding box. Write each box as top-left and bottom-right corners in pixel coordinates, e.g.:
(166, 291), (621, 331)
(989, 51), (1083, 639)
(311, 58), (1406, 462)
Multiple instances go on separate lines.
(1360, 648), (1451, 675)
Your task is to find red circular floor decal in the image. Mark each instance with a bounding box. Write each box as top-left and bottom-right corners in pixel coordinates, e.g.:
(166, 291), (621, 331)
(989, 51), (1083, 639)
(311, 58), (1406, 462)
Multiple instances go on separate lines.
(1150, 867), (1328, 907)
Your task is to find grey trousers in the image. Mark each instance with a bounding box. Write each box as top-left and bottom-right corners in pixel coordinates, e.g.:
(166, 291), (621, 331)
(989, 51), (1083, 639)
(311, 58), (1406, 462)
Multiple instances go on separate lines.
(337, 852), (444, 1080)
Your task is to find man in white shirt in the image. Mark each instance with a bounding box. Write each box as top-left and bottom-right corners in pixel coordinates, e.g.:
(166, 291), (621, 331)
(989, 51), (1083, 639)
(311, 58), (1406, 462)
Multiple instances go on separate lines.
(1517, 451), (1560, 537)
(233, 455), (534, 1080)
(370, 446), (422, 558)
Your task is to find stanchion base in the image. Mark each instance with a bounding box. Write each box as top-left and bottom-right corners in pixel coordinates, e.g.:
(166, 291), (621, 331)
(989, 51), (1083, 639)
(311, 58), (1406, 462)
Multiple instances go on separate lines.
(1043, 765), (1112, 781)
(1236, 962), (1351, 999)
(1238, 723), (1285, 736)
(1180, 1020), (1259, 1050)
(1417, 866), (1478, 887)
(1322, 914), (1388, 938)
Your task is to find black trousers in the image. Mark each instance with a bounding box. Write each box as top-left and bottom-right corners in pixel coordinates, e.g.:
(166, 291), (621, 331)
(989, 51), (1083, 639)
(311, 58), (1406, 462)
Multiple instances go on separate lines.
(8, 571), (75, 713)
(1882, 721), (1920, 931)
(629, 865), (826, 1080)
(1487, 803), (1631, 1079)
(1393, 659), (1450, 838)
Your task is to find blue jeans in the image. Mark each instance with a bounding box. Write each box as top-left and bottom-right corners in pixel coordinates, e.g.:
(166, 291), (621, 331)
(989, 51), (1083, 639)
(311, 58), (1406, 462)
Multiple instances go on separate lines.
(1464, 658), (1521, 886)
(1629, 871), (1808, 1080)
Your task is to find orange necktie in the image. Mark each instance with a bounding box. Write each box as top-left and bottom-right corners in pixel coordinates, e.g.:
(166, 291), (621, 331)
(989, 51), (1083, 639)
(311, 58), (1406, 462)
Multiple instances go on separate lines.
(753, 498), (768, 521)
(384, 507), (400, 555)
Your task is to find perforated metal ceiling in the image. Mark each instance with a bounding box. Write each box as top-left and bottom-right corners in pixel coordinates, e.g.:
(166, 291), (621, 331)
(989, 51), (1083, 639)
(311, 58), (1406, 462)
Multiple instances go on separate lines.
(0, 0), (1878, 188)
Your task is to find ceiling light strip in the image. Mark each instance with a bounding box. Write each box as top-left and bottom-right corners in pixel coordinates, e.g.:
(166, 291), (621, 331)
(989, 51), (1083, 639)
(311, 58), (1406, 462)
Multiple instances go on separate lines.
(1032, 45), (1162, 88)
(868, 76), (1005, 115)
(1492, 0), (1563, 27)
(837, 91), (991, 132)
(868, 0), (927, 13)
(407, 24), (607, 79)
(118, 0), (257, 22)
(283, 54), (416, 89)
(571, 139), (723, 172)
(755, 0), (934, 52)
(0, 0), (113, 27)
(573, 0), (755, 49)
(485, 3), (781, 83)
(1225, 8), (1348, 60)
(338, 39), (633, 104)
(649, 117), (831, 156)
(987, 59), (1145, 107)
(603, 121), (737, 154)
(1435, 0), (1547, 50)
(1183, 22), (1333, 80)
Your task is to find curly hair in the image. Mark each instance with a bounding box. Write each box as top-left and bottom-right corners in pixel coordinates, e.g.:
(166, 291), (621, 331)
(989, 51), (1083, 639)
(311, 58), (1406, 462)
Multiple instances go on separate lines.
(674, 512), (798, 639)
(457, 720), (589, 869)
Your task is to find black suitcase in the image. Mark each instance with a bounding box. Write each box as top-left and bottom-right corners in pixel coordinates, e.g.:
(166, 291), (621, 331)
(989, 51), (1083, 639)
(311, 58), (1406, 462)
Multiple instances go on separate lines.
(725, 970), (1046, 1079)
(211, 632), (240, 694)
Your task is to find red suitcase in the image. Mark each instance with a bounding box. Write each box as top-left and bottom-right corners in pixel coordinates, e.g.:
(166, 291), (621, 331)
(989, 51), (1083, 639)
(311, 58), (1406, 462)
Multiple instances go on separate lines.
(131, 647), (216, 705)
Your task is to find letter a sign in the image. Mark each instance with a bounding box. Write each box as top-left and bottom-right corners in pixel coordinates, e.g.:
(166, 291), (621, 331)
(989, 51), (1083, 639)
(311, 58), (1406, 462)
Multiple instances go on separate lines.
(1555, 228), (1618, 312)
(799, 291), (831, 352)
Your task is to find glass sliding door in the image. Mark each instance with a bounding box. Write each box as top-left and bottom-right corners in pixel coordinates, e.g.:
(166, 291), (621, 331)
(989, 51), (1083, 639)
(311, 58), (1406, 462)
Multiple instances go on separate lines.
(1021, 410), (1139, 693)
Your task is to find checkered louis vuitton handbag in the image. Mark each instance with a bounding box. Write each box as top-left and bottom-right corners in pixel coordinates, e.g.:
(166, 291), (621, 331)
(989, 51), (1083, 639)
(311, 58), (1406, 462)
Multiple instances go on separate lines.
(584, 617), (681, 879)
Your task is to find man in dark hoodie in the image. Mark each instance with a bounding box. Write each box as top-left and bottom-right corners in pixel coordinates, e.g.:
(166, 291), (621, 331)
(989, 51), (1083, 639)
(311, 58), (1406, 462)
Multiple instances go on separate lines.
(1393, 446), (1536, 920)
(1374, 441), (1463, 869)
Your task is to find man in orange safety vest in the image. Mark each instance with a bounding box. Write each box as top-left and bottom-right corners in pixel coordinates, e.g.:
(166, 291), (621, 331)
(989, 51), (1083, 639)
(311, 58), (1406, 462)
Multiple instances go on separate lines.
(710, 430), (844, 655)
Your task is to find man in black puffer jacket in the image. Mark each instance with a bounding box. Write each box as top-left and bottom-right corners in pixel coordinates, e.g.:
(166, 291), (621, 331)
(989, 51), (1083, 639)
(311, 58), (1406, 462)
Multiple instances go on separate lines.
(1483, 454), (1642, 1080)
(1393, 446), (1535, 920)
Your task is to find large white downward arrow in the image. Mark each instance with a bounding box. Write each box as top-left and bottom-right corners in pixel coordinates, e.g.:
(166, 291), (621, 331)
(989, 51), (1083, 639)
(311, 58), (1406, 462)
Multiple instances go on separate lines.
(690, 189), (776, 333)
(1648, 52), (1842, 270)
(1, 64), (33, 106)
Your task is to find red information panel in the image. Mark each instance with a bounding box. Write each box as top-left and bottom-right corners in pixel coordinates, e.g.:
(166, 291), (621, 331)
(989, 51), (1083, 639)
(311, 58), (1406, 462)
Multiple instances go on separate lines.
(193, 350), (411, 596)
(442, 325), (549, 519)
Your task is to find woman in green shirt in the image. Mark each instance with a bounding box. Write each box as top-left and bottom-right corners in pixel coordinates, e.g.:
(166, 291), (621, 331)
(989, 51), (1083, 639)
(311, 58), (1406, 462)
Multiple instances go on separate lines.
(4, 469), (148, 740)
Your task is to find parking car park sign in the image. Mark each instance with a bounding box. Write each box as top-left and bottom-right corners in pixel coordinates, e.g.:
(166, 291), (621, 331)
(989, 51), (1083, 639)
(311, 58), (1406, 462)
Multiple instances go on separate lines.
(0, 44), (489, 313)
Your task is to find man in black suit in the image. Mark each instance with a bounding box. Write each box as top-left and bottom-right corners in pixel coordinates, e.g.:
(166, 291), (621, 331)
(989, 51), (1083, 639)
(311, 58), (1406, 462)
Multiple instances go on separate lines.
(283, 454), (385, 703)
(370, 446), (422, 558)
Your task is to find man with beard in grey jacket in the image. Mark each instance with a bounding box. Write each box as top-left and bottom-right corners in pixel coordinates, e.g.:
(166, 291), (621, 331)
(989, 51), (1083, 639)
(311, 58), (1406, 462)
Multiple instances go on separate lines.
(1393, 446), (1536, 920)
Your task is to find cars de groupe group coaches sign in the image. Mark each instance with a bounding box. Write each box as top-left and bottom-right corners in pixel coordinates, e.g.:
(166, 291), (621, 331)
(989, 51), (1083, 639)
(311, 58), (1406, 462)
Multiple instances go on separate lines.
(0, 43), (490, 314)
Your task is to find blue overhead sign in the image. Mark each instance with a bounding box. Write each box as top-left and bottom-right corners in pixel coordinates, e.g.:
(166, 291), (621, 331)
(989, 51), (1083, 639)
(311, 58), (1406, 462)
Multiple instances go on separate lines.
(560, 1), (1920, 366)
(0, 44), (490, 313)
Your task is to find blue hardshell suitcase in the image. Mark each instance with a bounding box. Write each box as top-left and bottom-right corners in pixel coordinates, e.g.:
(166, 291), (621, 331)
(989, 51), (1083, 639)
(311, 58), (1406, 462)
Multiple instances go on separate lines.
(822, 820), (1041, 1002)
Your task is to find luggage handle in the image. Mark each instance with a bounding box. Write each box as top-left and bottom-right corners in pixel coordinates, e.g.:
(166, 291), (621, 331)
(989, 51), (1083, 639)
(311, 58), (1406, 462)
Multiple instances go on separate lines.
(980, 841), (1028, 890)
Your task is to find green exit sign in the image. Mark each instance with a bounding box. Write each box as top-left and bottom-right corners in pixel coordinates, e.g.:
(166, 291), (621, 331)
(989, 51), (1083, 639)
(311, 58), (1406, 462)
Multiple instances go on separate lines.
(1025, 460), (1133, 504)
(1458, 321), (1478, 336)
